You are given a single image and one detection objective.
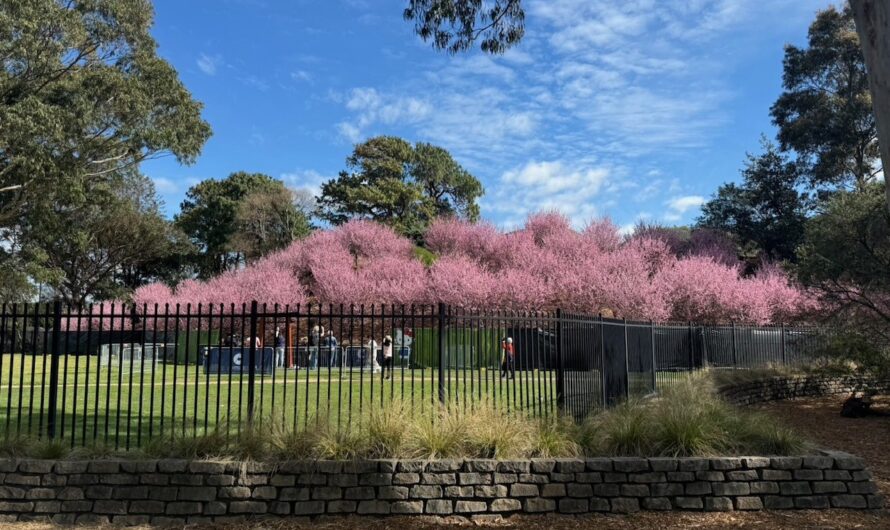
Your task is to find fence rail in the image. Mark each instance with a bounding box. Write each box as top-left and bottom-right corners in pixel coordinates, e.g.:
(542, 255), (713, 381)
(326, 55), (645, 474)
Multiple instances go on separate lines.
(0, 301), (829, 449)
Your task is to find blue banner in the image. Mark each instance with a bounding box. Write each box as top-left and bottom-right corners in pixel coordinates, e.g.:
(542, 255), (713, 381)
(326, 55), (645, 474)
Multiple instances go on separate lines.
(203, 346), (275, 374)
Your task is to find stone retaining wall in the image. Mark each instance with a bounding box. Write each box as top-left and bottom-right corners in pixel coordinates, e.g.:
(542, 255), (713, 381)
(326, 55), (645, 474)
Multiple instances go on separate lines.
(717, 375), (890, 406)
(0, 453), (882, 525)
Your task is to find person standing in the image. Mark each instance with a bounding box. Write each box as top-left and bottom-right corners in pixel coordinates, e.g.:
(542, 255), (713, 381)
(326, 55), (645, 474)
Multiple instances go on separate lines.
(366, 338), (381, 373)
(309, 323), (324, 370)
(323, 330), (339, 368)
(381, 335), (394, 380)
(274, 327), (286, 368)
(500, 337), (515, 379)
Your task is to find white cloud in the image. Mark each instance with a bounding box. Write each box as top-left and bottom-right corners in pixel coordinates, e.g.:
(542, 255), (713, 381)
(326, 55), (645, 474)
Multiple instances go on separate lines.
(332, 0), (821, 222)
(152, 177), (179, 195)
(240, 75), (270, 92)
(337, 88), (432, 141)
(291, 70), (312, 83)
(337, 122), (362, 143)
(280, 169), (333, 199)
(664, 195), (705, 222)
(487, 161), (612, 228)
(618, 223), (637, 236)
(196, 53), (222, 76)
(667, 195), (706, 212)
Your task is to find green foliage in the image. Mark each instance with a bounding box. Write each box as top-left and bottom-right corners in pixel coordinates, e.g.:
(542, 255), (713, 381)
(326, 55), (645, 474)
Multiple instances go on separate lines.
(728, 411), (805, 456)
(30, 439), (70, 460)
(176, 172), (304, 278)
(413, 246), (438, 266)
(407, 407), (469, 459)
(797, 183), (890, 333)
(20, 171), (188, 305)
(582, 399), (652, 456)
(0, 0), (211, 226)
(699, 139), (810, 262)
(231, 188), (312, 262)
(815, 331), (890, 383)
(0, 433), (36, 458)
(462, 399), (535, 459)
(0, 380), (807, 460)
(770, 4), (879, 192)
(579, 375), (807, 457)
(404, 0), (525, 55)
(312, 423), (368, 461)
(532, 416), (580, 458)
(365, 401), (410, 458)
(317, 136), (483, 241)
(143, 428), (230, 460)
(0, 0), (210, 302)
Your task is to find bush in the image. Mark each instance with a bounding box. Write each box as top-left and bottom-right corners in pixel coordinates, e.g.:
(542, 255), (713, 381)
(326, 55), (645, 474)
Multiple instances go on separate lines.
(579, 375), (807, 457)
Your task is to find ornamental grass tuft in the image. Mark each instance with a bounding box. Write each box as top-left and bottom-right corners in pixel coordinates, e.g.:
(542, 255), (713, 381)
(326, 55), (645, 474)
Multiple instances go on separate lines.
(0, 374), (808, 460)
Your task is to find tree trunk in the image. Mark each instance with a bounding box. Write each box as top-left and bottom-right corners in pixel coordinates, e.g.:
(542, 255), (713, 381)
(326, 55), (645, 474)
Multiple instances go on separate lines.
(851, 0), (890, 212)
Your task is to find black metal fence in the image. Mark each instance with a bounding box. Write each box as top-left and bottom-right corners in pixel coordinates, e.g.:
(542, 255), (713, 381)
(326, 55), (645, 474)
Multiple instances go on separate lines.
(0, 302), (829, 449)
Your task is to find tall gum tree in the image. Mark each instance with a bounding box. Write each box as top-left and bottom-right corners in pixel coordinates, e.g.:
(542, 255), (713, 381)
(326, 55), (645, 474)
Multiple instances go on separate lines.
(0, 0), (211, 223)
(851, 0), (890, 213)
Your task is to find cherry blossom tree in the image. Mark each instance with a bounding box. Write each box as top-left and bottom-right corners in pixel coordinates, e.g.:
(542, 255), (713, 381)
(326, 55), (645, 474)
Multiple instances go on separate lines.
(124, 214), (817, 324)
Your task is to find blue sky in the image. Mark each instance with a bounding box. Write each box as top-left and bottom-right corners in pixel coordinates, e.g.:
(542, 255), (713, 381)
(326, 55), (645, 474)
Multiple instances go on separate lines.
(144, 0), (833, 232)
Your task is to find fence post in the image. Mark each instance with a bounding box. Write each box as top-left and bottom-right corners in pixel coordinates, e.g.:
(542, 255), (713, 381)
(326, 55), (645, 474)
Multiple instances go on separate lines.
(649, 320), (656, 392)
(437, 303), (446, 405)
(599, 314), (607, 406)
(780, 324), (787, 366)
(731, 321), (737, 366)
(247, 300), (258, 425)
(623, 318), (629, 400)
(687, 321), (694, 371)
(555, 309), (564, 411)
(46, 301), (62, 439)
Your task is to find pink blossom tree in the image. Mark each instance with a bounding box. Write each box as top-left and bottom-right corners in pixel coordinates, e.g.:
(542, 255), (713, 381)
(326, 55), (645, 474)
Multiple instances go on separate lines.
(123, 214), (817, 324)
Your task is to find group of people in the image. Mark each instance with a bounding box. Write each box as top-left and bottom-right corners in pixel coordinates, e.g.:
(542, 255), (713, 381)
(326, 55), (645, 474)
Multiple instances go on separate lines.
(224, 327), (512, 380)
(271, 324), (395, 378)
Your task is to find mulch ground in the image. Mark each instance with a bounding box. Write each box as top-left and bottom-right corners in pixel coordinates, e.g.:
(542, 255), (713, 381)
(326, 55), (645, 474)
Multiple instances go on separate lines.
(754, 394), (890, 497)
(5, 395), (890, 529)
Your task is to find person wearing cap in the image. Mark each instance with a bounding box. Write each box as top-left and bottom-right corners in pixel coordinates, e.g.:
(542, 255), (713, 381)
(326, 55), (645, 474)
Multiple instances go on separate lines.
(381, 335), (394, 380)
(500, 337), (515, 379)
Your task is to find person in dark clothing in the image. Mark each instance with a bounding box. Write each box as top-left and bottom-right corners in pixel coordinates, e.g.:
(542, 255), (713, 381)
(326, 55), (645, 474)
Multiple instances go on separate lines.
(500, 337), (515, 379)
(274, 327), (286, 368)
(381, 335), (393, 380)
(323, 330), (339, 368)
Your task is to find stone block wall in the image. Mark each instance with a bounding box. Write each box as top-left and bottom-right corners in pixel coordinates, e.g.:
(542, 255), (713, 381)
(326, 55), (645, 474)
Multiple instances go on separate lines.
(0, 453), (881, 525)
(718, 375), (890, 406)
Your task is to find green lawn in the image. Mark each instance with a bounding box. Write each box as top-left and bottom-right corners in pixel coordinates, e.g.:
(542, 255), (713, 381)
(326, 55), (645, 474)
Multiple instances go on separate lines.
(0, 353), (560, 449)
(0, 353), (679, 449)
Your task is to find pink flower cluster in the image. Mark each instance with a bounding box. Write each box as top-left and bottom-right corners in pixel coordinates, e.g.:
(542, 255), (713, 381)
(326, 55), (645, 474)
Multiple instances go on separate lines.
(131, 215), (818, 324)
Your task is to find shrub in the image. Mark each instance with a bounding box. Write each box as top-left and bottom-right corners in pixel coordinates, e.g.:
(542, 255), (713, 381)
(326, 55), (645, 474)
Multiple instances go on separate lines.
(143, 427), (229, 459)
(406, 407), (468, 459)
(533, 416), (581, 458)
(462, 401), (536, 459)
(0, 433), (35, 458)
(130, 214), (816, 324)
(579, 374), (807, 457)
(651, 378), (733, 456)
(366, 401), (410, 458)
(580, 399), (653, 456)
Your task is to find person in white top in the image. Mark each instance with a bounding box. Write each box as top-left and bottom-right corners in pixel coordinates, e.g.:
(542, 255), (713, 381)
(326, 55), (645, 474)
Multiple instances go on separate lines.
(381, 335), (394, 380)
(366, 338), (381, 373)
